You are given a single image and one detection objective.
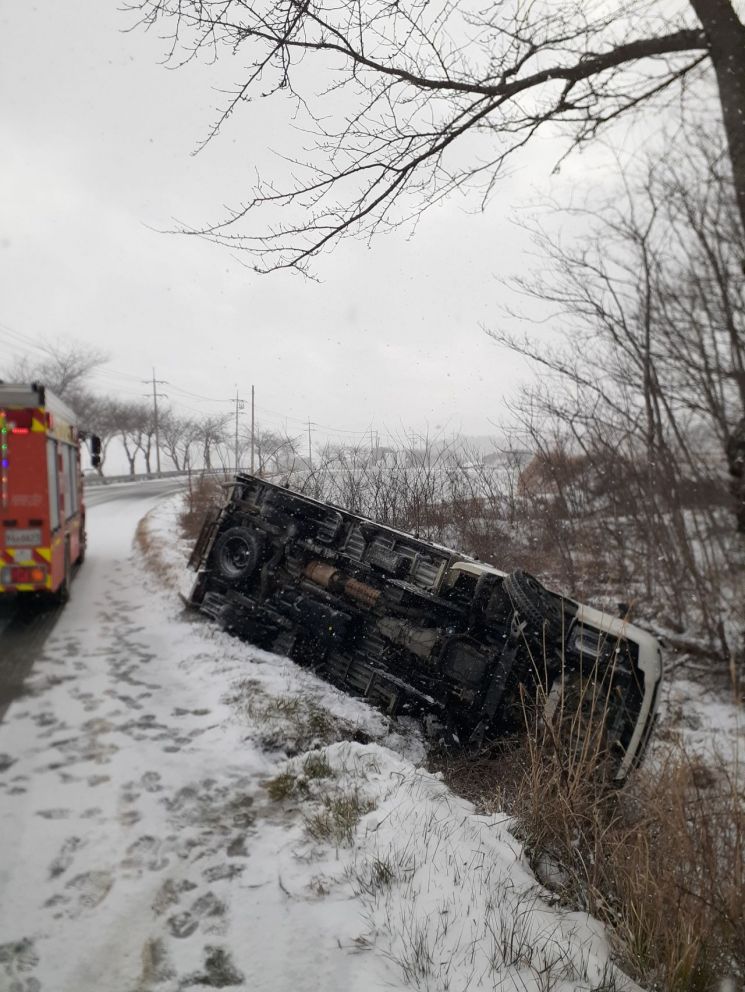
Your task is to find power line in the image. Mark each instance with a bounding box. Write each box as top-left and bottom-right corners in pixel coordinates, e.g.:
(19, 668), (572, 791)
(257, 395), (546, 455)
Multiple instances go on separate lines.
(88, 367), (144, 384)
(165, 383), (227, 403)
(0, 324), (405, 447)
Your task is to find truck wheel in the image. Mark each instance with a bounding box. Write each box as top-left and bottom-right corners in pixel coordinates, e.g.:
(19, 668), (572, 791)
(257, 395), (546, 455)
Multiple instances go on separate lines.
(76, 522), (86, 565)
(503, 569), (565, 649)
(211, 527), (262, 583)
(53, 546), (72, 605)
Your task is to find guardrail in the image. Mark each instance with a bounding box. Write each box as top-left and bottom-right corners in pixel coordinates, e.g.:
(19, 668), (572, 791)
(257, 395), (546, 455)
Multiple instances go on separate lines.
(83, 469), (243, 487)
(83, 470), (191, 487)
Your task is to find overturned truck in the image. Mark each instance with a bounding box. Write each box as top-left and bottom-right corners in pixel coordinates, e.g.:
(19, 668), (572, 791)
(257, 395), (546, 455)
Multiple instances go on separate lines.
(189, 474), (662, 780)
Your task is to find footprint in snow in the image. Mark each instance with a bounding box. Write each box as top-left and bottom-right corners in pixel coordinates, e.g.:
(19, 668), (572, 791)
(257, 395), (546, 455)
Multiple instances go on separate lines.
(140, 771), (164, 793)
(120, 809), (142, 827)
(122, 835), (171, 873)
(139, 937), (176, 986)
(152, 878), (198, 917)
(120, 784), (141, 804)
(180, 945), (244, 987)
(49, 836), (84, 879)
(0, 937), (41, 992)
(167, 891), (227, 940)
(226, 836), (248, 858)
(36, 808), (71, 820)
(51, 871), (114, 917)
(202, 863), (244, 884)
(34, 712), (58, 729)
(0, 937), (39, 971)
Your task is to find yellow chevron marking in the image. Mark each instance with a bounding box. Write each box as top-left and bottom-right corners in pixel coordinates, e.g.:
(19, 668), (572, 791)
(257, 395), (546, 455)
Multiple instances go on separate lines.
(36, 547), (52, 562)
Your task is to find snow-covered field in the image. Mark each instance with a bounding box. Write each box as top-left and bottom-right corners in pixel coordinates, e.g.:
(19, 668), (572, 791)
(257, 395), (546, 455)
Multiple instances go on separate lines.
(0, 492), (652, 992)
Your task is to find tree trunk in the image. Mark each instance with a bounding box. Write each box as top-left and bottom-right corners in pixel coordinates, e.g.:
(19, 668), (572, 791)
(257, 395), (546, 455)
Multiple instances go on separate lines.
(121, 438), (136, 477)
(690, 0), (745, 240)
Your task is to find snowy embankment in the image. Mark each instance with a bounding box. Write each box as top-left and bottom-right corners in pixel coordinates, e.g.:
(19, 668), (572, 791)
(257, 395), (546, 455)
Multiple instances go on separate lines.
(0, 493), (637, 992)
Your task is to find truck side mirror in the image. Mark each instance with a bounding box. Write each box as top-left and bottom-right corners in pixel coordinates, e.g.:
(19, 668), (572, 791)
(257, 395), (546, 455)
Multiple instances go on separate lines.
(91, 435), (102, 469)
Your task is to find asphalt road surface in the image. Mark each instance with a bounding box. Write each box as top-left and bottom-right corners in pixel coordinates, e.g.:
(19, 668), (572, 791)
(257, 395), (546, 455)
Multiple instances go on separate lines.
(0, 478), (186, 722)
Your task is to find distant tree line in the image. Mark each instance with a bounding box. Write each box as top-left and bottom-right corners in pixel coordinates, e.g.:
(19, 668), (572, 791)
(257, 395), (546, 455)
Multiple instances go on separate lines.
(0, 349), (301, 478)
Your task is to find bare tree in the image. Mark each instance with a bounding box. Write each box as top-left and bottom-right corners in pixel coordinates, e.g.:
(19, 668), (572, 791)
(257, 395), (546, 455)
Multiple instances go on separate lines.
(495, 125), (744, 502)
(160, 409), (200, 471)
(197, 414), (230, 472)
(252, 427), (300, 476)
(127, 0), (744, 271)
(2, 341), (108, 402)
(113, 402), (152, 477)
(75, 391), (123, 475)
(489, 127), (744, 658)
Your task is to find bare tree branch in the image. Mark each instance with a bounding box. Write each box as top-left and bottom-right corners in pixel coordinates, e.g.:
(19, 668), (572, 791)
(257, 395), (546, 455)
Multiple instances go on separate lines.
(124, 0), (745, 272)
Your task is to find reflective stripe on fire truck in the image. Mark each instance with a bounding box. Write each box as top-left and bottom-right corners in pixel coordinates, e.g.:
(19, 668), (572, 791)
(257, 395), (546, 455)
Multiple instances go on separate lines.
(0, 546), (52, 591)
(0, 547), (51, 565)
(31, 409), (46, 432)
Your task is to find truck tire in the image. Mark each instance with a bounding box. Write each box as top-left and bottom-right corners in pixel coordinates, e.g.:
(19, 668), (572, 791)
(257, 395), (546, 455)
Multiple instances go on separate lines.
(211, 527), (263, 583)
(53, 545), (72, 605)
(503, 569), (565, 649)
(76, 519), (86, 565)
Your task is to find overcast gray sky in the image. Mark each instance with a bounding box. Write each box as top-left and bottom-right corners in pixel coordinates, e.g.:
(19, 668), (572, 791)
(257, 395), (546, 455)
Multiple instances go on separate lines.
(0, 0), (612, 449)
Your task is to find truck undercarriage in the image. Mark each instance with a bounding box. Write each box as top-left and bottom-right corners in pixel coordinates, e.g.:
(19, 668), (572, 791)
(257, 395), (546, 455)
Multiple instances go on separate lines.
(188, 474), (662, 780)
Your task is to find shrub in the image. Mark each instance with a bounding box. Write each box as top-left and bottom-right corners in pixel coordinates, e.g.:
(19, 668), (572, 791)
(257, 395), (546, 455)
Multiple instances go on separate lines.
(491, 736), (744, 991)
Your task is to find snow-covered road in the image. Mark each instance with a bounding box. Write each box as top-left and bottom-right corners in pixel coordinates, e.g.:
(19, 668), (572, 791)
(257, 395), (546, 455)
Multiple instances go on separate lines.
(0, 492), (631, 992)
(0, 492), (279, 990)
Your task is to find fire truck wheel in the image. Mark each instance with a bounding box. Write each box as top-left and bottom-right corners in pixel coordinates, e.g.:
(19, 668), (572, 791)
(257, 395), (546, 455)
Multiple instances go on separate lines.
(211, 527), (263, 583)
(53, 546), (72, 605)
(76, 523), (86, 565)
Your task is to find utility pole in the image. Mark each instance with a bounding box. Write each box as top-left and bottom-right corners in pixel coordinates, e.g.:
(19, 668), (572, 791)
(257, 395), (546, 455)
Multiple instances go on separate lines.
(251, 384), (255, 475)
(307, 419), (313, 470)
(233, 388), (245, 473)
(143, 369), (167, 477)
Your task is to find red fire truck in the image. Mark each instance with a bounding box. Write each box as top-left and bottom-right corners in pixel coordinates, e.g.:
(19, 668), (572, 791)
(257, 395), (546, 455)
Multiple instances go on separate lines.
(0, 382), (99, 603)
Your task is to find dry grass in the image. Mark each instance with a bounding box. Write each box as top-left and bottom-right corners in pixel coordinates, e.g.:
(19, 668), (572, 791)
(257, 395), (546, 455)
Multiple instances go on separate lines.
(264, 751), (336, 801)
(179, 473), (224, 541)
(304, 789), (375, 847)
(469, 707), (745, 992)
(135, 512), (172, 584)
(264, 769), (302, 801)
(263, 750), (373, 847)
(226, 680), (362, 755)
(433, 664), (744, 992)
